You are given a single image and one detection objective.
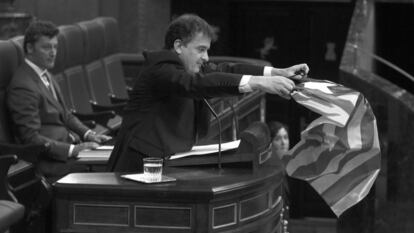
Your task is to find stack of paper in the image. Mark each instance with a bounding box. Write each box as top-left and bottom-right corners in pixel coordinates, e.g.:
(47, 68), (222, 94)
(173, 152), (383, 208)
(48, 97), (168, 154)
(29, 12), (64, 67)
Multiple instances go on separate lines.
(77, 145), (114, 159)
(169, 140), (240, 160)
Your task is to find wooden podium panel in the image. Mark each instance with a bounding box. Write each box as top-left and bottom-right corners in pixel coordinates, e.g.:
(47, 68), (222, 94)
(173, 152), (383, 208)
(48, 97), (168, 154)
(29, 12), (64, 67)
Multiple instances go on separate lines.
(53, 163), (285, 233)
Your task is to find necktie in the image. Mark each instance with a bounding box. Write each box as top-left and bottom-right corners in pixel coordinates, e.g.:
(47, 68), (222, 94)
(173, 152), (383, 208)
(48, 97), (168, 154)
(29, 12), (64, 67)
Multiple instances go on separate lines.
(43, 72), (58, 100)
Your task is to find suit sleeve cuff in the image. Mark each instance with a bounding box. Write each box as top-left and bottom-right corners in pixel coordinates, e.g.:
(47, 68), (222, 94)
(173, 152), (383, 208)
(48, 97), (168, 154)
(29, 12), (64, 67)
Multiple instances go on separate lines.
(83, 129), (93, 141)
(238, 75), (253, 93)
(264, 66), (273, 76)
(69, 144), (75, 157)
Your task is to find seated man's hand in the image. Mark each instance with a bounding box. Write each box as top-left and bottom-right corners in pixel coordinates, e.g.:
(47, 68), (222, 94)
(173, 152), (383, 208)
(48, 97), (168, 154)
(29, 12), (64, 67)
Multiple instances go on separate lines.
(85, 131), (112, 144)
(72, 142), (100, 158)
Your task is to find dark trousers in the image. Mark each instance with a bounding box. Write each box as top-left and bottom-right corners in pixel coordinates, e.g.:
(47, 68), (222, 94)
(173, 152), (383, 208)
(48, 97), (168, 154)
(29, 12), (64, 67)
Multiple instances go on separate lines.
(111, 148), (148, 173)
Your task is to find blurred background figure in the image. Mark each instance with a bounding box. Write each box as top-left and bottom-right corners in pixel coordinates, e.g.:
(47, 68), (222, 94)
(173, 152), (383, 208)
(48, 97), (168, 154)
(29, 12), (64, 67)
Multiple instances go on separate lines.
(268, 121), (290, 161)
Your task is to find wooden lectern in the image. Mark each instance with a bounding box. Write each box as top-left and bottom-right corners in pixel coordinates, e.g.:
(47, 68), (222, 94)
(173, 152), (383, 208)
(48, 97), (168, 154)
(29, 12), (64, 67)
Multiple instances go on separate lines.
(52, 122), (287, 233)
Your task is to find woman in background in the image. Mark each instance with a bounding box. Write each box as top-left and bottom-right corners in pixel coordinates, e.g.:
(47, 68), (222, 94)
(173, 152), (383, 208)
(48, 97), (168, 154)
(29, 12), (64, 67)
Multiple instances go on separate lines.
(267, 120), (292, 230)
(268, 121), (290, 161)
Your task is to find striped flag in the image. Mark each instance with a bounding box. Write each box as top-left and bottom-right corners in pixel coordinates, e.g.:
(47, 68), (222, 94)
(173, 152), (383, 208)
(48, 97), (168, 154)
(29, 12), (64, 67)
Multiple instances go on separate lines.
(286, 79), (381, 217)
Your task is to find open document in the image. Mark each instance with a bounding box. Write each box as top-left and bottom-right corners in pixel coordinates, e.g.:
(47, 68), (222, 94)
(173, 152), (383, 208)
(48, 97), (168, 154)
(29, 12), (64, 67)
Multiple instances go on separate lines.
(77, 145), (114, 159)
(169, 140), (240, 160)
(121, 174), (177, 184)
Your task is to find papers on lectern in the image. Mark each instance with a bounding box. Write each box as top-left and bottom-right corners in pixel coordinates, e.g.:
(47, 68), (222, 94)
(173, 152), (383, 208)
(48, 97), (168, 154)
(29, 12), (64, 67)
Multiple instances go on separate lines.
(169, 140), (240, 160)
(121, 174), (177, 184)
(76, 140), (241, 161)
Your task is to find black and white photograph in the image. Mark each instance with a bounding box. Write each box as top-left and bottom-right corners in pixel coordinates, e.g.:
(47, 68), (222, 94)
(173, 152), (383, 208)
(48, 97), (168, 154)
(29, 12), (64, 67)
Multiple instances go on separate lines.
(1, 0), (413, 232)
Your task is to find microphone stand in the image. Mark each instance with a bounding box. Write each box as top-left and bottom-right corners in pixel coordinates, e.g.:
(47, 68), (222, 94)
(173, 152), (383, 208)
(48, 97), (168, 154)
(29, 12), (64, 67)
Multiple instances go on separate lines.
(202, 98), (222, 170)
(224, 98), (239, 140)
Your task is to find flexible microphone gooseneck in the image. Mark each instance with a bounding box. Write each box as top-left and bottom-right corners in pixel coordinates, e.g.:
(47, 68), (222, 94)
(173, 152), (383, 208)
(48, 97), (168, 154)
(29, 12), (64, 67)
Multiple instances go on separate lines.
(224, 99), (239, 140)
(202, 98), (222, 170)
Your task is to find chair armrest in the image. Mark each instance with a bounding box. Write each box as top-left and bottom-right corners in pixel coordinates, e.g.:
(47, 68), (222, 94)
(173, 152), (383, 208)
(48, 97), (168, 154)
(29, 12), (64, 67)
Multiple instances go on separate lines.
(0, 154), (18, 200)
(71, 110), (116, 127)
(90, 101), (126, 115)
(109, 93), (128, 104)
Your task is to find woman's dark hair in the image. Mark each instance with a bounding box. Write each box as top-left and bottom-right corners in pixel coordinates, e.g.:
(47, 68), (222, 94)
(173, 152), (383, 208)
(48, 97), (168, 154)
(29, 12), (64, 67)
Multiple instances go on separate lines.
(164, 14), (217, 49)
(23, 20), (59, 54)
(267, 121), (289, 139)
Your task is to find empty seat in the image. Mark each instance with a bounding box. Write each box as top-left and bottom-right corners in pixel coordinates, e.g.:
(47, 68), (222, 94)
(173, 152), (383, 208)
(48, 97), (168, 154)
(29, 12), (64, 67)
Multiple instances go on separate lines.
(96, 17), (121, 56)
(58, 25), (120, 131)
(95, 17), (145, 100)
(77, 19), (127, 108)
(59, 24), (100, 113)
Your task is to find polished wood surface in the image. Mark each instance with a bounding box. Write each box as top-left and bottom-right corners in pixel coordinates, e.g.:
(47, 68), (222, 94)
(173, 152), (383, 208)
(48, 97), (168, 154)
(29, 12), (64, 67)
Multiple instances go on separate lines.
(55, 165), (282, 200)
(53, 161), (285, 233)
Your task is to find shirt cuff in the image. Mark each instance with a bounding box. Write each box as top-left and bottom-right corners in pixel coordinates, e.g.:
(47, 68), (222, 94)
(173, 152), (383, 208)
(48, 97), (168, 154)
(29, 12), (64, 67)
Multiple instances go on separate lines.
(83, 129), (93, 141)
(264, 66), (273, 76)
(69, 144), (75, 157)
(238, 75), (253, 93)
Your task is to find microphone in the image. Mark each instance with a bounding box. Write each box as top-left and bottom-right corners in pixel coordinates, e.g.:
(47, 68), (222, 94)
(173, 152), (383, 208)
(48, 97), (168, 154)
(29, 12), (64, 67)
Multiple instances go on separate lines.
(224, 98), (239, 140)
(202, 98), (222, 170)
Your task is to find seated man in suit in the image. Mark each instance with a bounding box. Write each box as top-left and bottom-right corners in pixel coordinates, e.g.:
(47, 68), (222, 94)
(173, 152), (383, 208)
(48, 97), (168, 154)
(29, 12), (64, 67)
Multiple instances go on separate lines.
(107, 13), (309, 172)
(6, 20), (111, 181)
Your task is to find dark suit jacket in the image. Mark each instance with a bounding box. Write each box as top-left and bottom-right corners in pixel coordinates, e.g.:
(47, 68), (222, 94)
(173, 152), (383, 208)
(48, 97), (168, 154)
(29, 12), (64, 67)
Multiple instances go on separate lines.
(6, 62), (90, 177)
(107, 50), (266, 172)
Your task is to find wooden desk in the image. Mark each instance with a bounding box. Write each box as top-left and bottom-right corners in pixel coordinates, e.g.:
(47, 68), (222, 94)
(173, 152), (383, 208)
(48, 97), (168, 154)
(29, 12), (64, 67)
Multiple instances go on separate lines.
(53, 163), (285, 233)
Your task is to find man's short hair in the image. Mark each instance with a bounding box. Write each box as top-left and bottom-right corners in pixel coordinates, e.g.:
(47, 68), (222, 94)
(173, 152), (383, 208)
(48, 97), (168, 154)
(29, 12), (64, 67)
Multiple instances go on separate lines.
(164, 14), (218, 49)
(23, 20), (59, 54)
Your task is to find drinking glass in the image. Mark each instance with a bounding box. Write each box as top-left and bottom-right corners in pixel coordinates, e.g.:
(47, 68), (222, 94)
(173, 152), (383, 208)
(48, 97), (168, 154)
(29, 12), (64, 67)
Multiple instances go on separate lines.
(143, 157), (163, 182)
